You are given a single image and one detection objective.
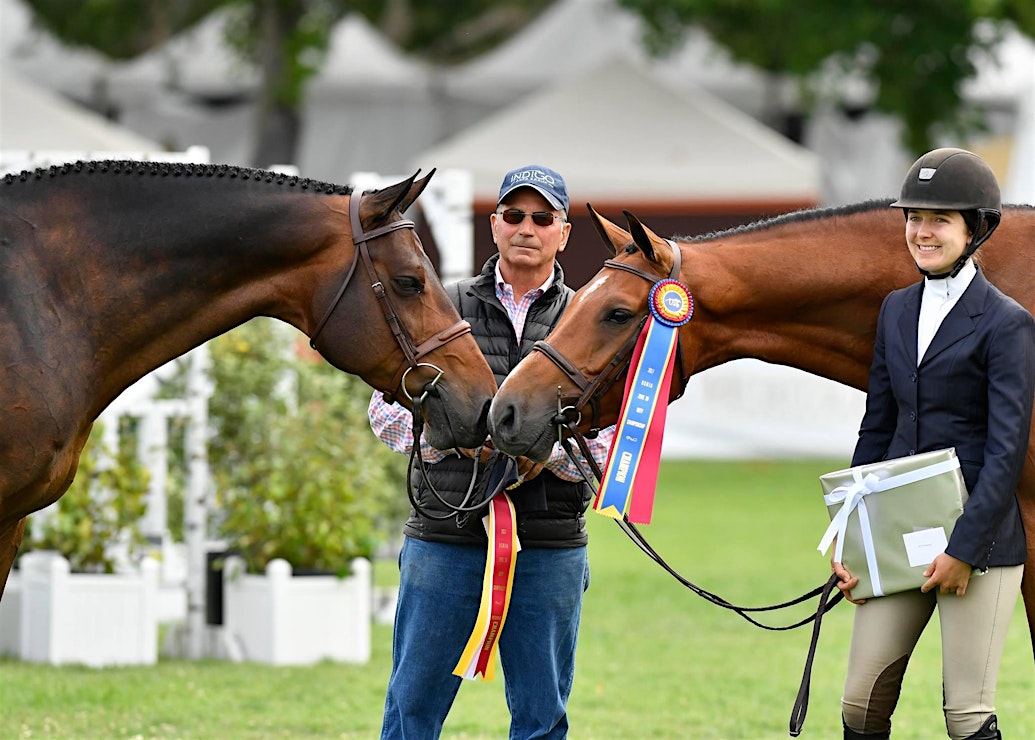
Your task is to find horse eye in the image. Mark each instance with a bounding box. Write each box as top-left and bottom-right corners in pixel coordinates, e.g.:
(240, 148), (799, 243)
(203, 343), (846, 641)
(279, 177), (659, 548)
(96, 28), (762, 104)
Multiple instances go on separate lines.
(606, 308), (635, 325)
(393, 276), (424, 295)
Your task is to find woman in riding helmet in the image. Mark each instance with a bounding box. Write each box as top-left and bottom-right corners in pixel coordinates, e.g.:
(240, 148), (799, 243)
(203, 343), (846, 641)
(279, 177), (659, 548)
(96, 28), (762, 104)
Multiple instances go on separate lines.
(833, 148), (1035, 740)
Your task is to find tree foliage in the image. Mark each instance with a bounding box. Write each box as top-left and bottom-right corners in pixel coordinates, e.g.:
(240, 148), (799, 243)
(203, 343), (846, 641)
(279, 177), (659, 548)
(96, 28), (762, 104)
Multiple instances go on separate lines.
(617, 0), (1035, 153)
(19, 0), (225, 59)
(23, 420), (150, 573)
(204, 318), (408, 576)
(20, 0), (549, 166)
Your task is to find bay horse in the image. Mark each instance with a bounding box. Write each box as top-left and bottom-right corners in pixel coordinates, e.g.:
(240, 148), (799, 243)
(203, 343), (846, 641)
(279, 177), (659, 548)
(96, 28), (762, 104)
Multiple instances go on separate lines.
(487, 200), (1035, 659)
(0, 160), (497, 599)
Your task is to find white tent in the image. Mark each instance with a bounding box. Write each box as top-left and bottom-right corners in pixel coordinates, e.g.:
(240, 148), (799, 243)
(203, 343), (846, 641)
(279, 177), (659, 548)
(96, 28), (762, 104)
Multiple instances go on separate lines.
(412, 57), (819, 210)
(443, 0), (770, 119)
(0, 68), (162, 155)
(106, 7), (260, 106)
(0, 0), (112, 106)
(308, 13), (429, 93)
(296, 14), (439, 182)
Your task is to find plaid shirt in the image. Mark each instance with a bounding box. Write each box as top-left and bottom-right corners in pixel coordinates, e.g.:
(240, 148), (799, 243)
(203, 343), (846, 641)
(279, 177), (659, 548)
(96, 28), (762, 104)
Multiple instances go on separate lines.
(367, 265), (614, 481)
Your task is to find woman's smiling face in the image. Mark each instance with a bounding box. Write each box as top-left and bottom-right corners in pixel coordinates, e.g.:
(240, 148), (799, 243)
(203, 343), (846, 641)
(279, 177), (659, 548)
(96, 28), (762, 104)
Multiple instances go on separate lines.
(905, 209), (971, 275)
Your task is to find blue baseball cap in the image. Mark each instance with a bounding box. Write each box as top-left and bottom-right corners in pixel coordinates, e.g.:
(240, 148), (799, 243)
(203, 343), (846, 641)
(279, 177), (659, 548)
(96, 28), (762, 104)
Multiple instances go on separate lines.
(497, 165), (569, 215)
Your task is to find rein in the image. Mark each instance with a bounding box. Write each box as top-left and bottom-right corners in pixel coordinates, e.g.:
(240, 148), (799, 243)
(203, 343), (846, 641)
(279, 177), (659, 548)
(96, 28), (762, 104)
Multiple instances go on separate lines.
(541, 241), (841, 736)
(309, 189), (473, 405)
(558, 424), (840, 737)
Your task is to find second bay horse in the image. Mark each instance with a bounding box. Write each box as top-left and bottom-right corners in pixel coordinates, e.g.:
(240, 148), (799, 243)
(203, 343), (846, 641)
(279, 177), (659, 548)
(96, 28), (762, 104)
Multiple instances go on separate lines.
(487, 199), (1035, 659)
(0, 161), (497, 599)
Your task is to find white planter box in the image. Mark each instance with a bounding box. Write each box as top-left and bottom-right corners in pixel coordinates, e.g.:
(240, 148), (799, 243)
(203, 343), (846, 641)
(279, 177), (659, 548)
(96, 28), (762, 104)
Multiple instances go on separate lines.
(0, 551), (159, 667)
(0, 575), (22, 657)
(222, 556), (371, 666)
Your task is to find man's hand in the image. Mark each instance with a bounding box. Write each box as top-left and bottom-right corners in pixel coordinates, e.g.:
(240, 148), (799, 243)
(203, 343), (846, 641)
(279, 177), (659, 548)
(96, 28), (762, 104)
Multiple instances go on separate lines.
(456, 444), (544, 490)
(457, 443), (495, 464)
(508, 457), (545, 490)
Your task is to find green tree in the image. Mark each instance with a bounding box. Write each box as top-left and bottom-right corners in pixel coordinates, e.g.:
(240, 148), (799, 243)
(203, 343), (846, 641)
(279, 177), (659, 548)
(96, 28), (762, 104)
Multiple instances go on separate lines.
(21, 0), (550, 168)
(617, 0), (1035, 153)
(204, 318), (408, 576)
(22, 420), (150, 573)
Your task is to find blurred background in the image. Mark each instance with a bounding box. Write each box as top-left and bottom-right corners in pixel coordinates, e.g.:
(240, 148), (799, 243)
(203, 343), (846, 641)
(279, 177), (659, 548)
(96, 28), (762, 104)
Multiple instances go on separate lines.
(2, 0), (1033, 457)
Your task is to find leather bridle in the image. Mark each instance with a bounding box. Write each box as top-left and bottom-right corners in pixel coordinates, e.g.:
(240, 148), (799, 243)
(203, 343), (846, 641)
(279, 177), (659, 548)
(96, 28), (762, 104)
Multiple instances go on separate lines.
(531, 240), (690, 437)
(309, 188), (473, 405)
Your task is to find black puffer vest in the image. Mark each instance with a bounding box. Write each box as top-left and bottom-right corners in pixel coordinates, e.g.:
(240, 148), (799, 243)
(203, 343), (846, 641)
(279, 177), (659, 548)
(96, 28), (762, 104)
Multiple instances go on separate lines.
(403, 255), (594, 548)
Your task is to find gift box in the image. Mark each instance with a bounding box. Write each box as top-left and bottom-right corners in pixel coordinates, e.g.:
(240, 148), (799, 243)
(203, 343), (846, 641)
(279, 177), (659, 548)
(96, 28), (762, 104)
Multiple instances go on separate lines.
(817, 448), (968, 600)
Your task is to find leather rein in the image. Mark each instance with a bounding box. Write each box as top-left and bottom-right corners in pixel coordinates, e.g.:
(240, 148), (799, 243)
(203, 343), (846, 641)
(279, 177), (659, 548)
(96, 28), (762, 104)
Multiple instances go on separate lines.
(309, 188), (472, 406)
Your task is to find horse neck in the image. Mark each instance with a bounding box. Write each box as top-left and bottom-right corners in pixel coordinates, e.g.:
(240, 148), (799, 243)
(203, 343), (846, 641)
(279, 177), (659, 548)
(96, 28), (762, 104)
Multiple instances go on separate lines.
(31, 179), (349, 415)
(679, 210), (915, 391)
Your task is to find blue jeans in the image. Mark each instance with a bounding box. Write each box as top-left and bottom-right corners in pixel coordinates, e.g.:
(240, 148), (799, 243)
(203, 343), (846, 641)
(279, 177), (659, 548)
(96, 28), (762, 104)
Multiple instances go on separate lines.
(381, 537), (590, 740)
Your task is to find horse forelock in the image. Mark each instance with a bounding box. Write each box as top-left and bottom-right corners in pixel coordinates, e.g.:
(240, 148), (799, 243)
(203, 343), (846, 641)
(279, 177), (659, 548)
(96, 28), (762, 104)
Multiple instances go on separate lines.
(1, 160), (355, 196)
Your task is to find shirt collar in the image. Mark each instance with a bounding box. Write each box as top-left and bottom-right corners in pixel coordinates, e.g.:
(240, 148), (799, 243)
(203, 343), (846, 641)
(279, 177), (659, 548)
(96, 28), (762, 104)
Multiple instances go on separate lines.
(923, 258), (976, 302)
(494, 261), (554, 296)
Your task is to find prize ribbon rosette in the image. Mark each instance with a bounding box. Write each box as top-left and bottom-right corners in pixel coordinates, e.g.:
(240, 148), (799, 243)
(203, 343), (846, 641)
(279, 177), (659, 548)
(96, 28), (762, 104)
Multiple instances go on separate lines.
(593, 279), (693, 524)
(453, 493), (520, 681)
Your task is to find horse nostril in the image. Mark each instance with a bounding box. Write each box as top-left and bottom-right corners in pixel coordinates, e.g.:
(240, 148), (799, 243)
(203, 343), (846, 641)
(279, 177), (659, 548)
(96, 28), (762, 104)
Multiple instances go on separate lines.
(490, 399), (518, 438)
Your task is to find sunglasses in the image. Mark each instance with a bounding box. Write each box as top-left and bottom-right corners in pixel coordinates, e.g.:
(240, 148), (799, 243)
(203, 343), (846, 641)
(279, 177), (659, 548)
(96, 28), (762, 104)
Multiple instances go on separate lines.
(498, 208), (564, 227)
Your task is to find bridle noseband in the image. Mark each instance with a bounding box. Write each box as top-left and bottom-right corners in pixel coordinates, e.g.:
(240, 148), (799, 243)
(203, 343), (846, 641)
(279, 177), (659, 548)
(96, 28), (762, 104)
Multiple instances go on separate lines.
(532, 240), (690, 438)
(309, 189), (473, 405)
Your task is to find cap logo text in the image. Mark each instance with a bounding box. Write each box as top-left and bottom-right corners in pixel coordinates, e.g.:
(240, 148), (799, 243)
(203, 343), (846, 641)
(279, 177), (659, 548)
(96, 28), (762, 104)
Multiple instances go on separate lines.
(510, 169), (556, 187)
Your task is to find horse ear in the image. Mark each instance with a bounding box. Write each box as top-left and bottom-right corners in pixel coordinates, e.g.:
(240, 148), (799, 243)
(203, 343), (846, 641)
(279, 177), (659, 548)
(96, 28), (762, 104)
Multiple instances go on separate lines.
(587, 203), (629, 257)
(622, 210), (666, 266)
(362, 169), (434, 226)
(396, 168), (435, 214)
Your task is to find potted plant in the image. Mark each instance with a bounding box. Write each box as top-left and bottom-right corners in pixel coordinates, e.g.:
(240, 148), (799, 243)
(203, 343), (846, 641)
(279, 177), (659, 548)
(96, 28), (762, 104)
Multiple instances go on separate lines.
(207, 319), (406, 665)
(0, 421), (160, 666)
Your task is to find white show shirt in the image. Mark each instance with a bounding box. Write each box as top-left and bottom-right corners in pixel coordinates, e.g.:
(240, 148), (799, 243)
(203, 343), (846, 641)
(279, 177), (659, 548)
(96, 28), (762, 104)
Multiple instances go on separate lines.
(917, 259), (976, 364)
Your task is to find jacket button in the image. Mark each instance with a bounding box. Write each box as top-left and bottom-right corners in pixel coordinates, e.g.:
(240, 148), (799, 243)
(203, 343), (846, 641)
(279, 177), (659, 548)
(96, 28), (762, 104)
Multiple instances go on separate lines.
(909, 412), (916, 421)
(909, 449), (916, 455)
(910, 372), (917, 382)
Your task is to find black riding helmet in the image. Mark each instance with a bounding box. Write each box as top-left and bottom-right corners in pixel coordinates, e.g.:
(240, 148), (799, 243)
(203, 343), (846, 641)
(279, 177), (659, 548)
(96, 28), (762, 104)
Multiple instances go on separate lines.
(891, 147), (1002, 278)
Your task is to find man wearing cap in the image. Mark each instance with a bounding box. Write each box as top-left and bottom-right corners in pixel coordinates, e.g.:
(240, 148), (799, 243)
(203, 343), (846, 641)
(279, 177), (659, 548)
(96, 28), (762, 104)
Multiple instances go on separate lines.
(369, 165), (613, 739)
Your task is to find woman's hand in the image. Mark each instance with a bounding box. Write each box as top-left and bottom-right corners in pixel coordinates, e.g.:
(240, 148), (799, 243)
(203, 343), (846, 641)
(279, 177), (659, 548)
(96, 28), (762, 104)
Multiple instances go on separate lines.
(921, 552), (972, 596)
(832, 556), (867, 605)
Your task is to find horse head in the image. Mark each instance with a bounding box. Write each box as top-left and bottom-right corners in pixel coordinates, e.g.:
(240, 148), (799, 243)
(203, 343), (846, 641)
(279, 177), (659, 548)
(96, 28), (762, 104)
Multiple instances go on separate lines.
(489, 206), (685, 461)
(310, 170), (496, 450)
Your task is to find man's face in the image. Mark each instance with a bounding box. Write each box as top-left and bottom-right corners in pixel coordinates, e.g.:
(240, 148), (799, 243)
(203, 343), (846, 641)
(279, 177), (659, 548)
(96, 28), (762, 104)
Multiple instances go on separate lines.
(491, 188), (570, 274)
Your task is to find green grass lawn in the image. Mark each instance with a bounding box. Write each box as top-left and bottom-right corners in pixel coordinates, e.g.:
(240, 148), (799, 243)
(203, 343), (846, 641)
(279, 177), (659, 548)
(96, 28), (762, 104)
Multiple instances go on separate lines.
(1, 460), (1032, 738)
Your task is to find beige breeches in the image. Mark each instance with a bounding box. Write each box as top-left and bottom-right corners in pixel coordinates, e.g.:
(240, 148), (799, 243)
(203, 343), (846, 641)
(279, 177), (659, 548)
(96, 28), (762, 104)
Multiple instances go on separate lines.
(841, 565), (1022, 739)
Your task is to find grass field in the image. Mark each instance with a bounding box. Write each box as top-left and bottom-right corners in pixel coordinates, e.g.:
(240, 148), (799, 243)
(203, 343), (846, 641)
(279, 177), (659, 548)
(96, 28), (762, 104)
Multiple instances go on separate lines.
(1, 460), (1032, 738)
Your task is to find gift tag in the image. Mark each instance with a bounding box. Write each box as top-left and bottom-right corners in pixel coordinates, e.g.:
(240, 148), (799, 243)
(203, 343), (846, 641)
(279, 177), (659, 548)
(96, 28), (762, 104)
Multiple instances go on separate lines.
(903, 527), (948, 567)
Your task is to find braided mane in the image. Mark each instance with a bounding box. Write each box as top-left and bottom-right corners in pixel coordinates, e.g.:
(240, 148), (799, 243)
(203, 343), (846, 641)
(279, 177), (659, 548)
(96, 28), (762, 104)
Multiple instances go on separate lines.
(2, 160), (355, 195)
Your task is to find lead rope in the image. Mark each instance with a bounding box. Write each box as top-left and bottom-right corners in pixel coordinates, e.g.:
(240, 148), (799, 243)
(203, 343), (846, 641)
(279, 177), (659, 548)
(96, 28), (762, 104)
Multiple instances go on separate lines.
(557, 413), (841, 736)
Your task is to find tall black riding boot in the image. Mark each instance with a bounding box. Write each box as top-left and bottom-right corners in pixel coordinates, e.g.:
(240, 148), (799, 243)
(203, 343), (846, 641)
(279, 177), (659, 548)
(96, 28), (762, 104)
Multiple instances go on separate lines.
(963, 714), (1001, 740)
(843, 720), (890, 739)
